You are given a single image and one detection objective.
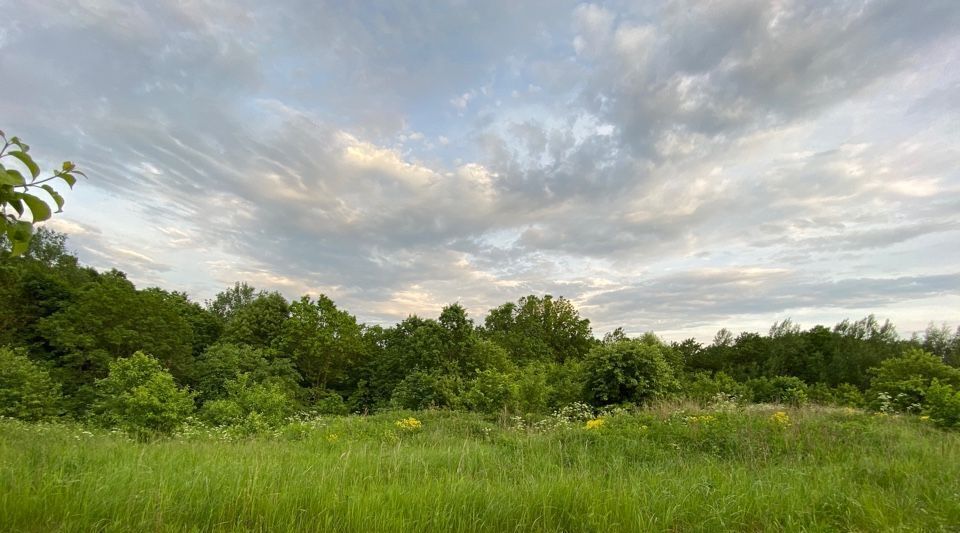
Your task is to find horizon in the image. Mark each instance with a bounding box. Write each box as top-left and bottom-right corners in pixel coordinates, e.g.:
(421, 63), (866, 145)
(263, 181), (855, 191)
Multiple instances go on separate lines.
(3, 0), (959, 341)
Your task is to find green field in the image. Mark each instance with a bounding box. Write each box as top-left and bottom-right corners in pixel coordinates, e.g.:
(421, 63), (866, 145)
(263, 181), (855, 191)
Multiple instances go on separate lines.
(2, 406), (958, 532)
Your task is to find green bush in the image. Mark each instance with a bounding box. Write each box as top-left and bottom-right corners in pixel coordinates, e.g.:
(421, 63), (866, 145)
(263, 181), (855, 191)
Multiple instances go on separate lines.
(545, 360), (587, 410)
(389, 371), (459, 410)
(307, 388), (349, 415)
(746, 376), (808, 406)
(867, 348), (960, 413)
(463, 369), (518, 414)
(514, 364), (549, 414)
(682, 371), (748, 406)
(924, 379), (960, 429)
(583, 339), (679, 406)
(92, 351), (195, 437)
(200, 373), (298, 428)
(0, 346), (62, 421)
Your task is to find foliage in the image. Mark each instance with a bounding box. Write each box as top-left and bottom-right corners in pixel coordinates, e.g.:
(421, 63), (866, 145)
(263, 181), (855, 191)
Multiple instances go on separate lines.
(0, 131), (84, 256)
(924, 380), (960, 429)
(192, 342), (299, 402)
(483, 295), (594, 364)
(745, 376), (809, 406)
(682, 371), (749, 406)
(0, 346), (61, 420)
(389, 371), (459, 410)
(92, 352), (194, 437)
(200, 373), (298, 429)
(277, 295), (364, 390)
(462, 369), (518, 414)
(583, 339), (679, 406)
(867, 348), (960, 412)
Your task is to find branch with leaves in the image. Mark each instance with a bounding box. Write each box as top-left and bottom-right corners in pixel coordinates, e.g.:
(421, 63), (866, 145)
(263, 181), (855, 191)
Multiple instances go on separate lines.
(0, 130), (84, 255)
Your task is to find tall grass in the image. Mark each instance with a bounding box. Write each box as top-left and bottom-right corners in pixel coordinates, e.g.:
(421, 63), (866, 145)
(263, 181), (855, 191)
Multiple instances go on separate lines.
(1, 407), (958, 532)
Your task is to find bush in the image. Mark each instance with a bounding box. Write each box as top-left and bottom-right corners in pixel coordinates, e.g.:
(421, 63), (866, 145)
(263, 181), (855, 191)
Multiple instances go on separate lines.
(307, 388), (349, 415)
(746, 376), (808, 406)
(463, 369), (518, 414)
(514, 364), (549, 414)
(389, 371), (459, 410)
(545, 360), (587, 410)
(682, 371), (748, 406)
(583, 339), (679, 406)
(924, 379), (960, 429)
(200, 373), (298, 428)
(92, 352), (195, 436)
(867, 348), (960, 413)
(0, 346), (62, 421)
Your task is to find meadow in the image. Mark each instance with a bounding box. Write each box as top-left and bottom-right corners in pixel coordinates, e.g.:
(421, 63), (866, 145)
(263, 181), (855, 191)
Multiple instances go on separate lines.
(2, 405), (958, 532)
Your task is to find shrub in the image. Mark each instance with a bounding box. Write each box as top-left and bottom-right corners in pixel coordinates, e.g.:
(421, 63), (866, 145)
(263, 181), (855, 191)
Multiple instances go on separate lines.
(583, 339), (679, 406)
(389, 371), (458, 410)
(514, 364), (549, 414)
(463, 369), (518, 414)
(200, 373), (298, 428)
(0, 346), (62, 421)
(307, 388), (349, 415)
(746, 376), (808, 406)
(545, 360), (587, 410)
(924, 379), (960, 429)
(683, 371), (748, 406)
(92, 352), (195, 437)
(867, 348), (960, 413)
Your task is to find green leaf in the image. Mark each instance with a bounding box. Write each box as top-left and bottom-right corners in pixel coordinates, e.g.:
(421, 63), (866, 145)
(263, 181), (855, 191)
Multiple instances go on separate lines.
(9, 197), (24, 216)
(59, 172), (77, 188)
(0, 171), (23, 187)
(62, 161), (76, 172)
(10, 238), (30, 256)
(20, 193), (52, 222)
(40, 184), (65, 211)
(7, 150), (40, 178)
(4, 169), (26, 186)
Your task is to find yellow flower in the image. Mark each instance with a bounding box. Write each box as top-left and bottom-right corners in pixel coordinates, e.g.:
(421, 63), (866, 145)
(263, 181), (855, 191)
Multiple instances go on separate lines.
(326, 433), (340, 443)
(585, 418), (605, 430)
(920, 415), (931, 421)
(395, 417), (422, 431)
(769, 411), (791, 427)
(684, 415), (716, 424)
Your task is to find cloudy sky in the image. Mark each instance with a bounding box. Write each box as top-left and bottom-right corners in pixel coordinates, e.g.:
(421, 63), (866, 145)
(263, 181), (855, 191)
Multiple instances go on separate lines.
(3, 0), (959, 340)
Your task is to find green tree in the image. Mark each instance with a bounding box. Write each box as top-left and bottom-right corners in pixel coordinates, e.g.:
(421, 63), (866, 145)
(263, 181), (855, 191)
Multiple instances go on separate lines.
(1, 131), (83, 255)
(92, 351), (195, 437)
(483, 295), (594, 364)
(36, 274), (195, 410)
(192, 342), (299, 402)
(278, 295), (363, 390)
(221, 291), (289, 348)
(0, 346), (62, 420)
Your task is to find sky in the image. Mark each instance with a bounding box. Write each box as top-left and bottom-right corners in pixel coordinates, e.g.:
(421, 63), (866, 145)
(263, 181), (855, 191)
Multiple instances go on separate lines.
(2, 0), (959, 341)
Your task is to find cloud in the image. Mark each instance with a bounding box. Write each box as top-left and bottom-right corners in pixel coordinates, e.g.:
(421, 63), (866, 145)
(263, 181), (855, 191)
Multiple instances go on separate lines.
(4, 0), (960, 339)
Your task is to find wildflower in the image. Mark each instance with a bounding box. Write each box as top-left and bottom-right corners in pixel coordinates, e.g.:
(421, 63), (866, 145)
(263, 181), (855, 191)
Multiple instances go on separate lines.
(769, 411), (791, 427)
(920, 415), (931, 421)
(395, 417), (422, 431)
(585, 417), (605, 430)
(326, 433), (340, 443)
(684, 415), (716, 424)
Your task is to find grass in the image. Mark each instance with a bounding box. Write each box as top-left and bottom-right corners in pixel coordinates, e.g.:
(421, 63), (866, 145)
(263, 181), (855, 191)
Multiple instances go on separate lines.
(1, 406), (959, 532)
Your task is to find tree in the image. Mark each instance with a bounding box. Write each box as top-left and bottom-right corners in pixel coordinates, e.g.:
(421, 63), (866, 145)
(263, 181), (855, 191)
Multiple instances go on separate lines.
(1, 131), (84, 255)
(277, 295), (364, 390)
(92, 351), (195, 437)
(192, 342), (299, 402)
(36, 274), (195, 410)
(206, 282), (257, 322)
(483, 295), (594, 364)
(583, 339), (679, 406)
(220, 291), (289, 348)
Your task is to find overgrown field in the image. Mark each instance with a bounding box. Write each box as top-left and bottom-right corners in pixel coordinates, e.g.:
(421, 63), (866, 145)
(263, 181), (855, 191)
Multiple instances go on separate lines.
(2, 406), (958, 532)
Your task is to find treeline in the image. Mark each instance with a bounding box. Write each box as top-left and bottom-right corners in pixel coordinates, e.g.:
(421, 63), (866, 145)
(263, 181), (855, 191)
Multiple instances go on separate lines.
(2, 229), (960, 434)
